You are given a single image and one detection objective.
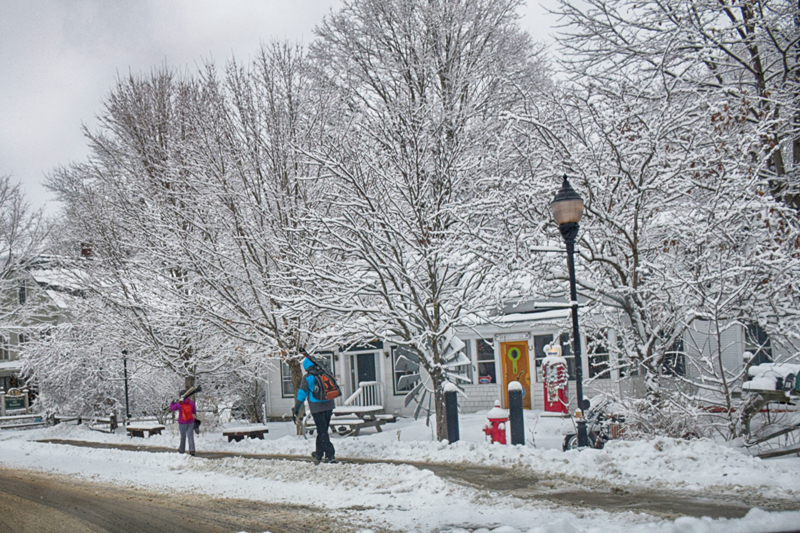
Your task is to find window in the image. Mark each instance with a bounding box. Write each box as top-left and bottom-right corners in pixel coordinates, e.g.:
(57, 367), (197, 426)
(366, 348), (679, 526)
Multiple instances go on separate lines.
(559, 333), (577, 380)
(18, 284), (26, 305)
(533, 334), (552, 382)
(280, 361), (294, 398)
(661, 337), (686, 376)
(0, 335), (8, 361)
(745, 324), (772, 367)
(476, 339), (496, 384)
(393, 345), (419, 394)
(314, 352), (335, 375)
(588, 334), (610, 379)
(533, 333), (576, 381)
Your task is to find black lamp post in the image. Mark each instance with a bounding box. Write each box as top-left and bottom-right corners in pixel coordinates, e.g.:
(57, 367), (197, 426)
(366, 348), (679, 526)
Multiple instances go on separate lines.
(551, 175), (589, 448)
(122, 350), (130, 421)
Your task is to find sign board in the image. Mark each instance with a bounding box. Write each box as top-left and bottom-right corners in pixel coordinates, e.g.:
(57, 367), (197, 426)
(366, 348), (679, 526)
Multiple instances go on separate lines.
(4, 396), (24, 410)
(4, 388), (25, 410)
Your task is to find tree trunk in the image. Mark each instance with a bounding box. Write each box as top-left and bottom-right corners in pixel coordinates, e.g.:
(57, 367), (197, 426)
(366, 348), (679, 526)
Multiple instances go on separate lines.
(289, 358), (305, 435)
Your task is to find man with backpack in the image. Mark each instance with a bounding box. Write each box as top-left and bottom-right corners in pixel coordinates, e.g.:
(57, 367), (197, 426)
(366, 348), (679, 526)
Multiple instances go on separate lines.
(170, 389), (196, 456)
(292, 352), (340, 464)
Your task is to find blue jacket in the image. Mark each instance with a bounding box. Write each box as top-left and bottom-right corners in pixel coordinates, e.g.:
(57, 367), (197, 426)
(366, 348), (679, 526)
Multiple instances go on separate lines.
(295, 357), (335, 414)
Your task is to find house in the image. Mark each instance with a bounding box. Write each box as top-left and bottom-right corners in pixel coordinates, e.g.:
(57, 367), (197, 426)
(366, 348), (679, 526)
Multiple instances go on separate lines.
(262, 300), (621, 419)
(0, 256), (78, 393)
(261, 298), (789, 419)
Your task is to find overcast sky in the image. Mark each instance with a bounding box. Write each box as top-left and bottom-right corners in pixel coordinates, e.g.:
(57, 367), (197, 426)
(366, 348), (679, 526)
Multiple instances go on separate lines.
(0, 0), (557, 214)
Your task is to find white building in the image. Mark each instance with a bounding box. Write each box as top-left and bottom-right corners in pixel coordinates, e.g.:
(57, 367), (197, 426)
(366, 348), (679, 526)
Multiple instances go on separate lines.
(261, 299), (787, 419)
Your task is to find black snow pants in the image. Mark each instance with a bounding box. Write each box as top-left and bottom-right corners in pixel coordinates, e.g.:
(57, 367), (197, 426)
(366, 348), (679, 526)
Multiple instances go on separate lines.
(312, 409), (335, 460)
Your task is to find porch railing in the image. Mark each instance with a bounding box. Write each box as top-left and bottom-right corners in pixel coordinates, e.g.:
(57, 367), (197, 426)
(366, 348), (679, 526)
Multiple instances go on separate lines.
(344, 381), (382, 407)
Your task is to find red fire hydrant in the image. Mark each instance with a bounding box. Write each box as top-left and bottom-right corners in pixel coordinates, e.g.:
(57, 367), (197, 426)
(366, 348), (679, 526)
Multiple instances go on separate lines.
(483, 400), (508, 444)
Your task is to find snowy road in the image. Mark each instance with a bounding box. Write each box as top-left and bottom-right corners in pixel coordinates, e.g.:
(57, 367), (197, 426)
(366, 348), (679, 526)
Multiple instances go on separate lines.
(34, 438), (773, 520)
(0, 467), (355, 533)
(2, 419), (800, 532)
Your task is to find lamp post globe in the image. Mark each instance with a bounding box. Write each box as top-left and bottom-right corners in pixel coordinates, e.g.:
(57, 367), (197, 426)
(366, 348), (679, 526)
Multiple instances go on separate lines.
(551, 175), (589, 448)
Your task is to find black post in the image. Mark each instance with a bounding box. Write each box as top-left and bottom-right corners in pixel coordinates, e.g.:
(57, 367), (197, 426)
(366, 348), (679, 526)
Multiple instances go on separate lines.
(122, 350), (130, 421)
(560, 222), (589, 448)
(444, 386), (460, 443)
(508, 384), (525, 445)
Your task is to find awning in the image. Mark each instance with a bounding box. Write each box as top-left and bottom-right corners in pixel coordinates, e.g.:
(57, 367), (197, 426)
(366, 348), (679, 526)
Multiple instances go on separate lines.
(0, 360), (22, 378)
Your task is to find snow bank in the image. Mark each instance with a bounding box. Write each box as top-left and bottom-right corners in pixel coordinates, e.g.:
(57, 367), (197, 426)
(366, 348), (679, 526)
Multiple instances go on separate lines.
(22, 411), (800, 502)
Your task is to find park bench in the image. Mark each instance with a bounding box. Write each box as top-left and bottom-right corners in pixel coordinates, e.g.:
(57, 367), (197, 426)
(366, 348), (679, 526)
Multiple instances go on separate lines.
(222, 424), (269, 442)
(304, 407), (392, 437)
(125, 423), (166, 438)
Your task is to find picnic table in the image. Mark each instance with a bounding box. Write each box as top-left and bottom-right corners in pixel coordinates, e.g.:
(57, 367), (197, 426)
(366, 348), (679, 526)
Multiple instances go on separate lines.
(222, 424), (269, 442)
(329, 406), (394, 437)
(125, 423), (165, 438)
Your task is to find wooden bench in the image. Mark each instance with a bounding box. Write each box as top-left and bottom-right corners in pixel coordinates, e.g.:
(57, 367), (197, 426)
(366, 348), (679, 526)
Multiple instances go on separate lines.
(125, 424), (166, 438)
(222, 425), (269, 442)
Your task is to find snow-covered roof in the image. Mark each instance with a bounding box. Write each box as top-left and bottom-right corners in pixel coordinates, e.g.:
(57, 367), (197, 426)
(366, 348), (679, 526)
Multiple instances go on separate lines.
(0, 360), (22, 371)
(29, 268), (85, 292)
(495, 308), (572, 323)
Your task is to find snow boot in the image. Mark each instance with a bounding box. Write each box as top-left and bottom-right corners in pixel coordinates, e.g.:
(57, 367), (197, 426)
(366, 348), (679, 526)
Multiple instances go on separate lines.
(323, 456), (337, 464)
(311, 452), (322, 464)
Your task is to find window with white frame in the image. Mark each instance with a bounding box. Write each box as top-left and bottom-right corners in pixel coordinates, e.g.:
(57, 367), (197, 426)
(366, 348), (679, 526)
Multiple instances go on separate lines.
(0, 335), (8, 361)
(280, 362), (294, 398)
(533, 333), (576, 381)
(476, 339), (496, 384)
(533, 334), (552, 382)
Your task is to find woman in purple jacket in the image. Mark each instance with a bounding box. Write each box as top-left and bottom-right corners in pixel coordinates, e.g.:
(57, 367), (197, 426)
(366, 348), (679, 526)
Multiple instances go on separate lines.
(170, 391), (196, 456)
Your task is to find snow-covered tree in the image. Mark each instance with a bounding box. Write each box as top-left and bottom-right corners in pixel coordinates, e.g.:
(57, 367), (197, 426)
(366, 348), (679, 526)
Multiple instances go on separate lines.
(503, 73), (800, 437)
(175, 43), (338, 430)
(0, 174), (50, 329)
(304, 0), (544, 439)
(553, 0), (800, 210)
(46, 68), (233, 391)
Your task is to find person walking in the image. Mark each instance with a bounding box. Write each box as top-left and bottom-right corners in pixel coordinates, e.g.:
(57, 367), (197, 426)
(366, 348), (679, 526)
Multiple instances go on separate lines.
(292, 356), (336, 464)
(170, 390), (196, 456)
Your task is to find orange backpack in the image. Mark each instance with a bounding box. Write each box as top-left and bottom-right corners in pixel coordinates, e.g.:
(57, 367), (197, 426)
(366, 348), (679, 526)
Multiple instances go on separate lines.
(180, 401), (194, 422)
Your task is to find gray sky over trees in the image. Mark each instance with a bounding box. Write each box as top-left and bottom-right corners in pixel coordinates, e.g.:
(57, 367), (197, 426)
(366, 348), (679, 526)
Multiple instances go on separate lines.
(0, 0), (555, 213)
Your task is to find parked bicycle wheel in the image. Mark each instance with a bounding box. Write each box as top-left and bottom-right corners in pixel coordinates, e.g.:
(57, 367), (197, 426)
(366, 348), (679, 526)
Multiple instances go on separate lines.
(562, 431), (599, 451)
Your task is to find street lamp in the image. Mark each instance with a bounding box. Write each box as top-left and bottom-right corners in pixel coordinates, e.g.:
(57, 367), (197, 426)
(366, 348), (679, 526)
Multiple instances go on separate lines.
(551, 175), (589, 448)
(122, 350), (130, 421)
